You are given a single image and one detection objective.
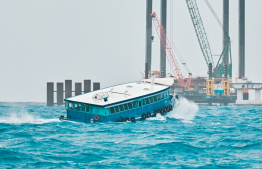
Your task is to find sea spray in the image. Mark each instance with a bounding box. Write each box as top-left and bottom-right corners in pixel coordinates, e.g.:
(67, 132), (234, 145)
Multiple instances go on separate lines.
(166, 97), (199, 121)
(0, 111), (60, 124)
(0, 103), (261, 168)
(147, 113), (166, 121)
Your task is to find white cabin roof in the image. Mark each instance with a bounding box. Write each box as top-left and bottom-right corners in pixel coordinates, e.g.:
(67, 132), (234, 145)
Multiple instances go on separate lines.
(65, 81), (170, 107)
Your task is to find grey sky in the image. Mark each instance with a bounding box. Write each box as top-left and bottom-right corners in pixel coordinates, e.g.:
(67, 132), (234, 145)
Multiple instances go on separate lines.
(0, 0), (261, 102)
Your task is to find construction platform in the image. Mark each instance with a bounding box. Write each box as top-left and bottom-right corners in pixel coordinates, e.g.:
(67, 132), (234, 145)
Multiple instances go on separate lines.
(182, 94), (236, 106)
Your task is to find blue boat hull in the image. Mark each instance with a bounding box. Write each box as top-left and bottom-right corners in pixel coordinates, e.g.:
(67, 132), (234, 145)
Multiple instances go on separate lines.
(65, 99), (174, 122)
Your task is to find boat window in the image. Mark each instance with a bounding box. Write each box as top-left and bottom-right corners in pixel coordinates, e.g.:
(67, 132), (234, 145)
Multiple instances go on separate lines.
(124, 104), (128, 110)
(145, 98), (150, 104)
(69, 103), (73, 110)
(86, 104), (90, 112)
(149, 97), (153, 103)
(160, 93), (164, 100)
(128, 102), (133, 109)
(163, 92), (166, 99)
(143, 98), (146, 105)
(82, 103), (85, 111)
(132, 101), (137, 108)
(157, 94), (160, 100)
(157, 94), (161, 100)
(115, 106), (120, 112)
(139, 100), (142, 107)
(153, 95), (157, 102)
(110, 107), (115, 114)
(119, 105), (124, 112)
(75, 103), (81, 111)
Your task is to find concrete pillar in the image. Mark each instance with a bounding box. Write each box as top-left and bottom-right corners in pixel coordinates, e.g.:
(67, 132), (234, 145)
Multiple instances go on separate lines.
(57, 82), (64, 105)
(237, 89), (243, 101)
(239, 0), (245, 78)
(93, 82), (100, 91)
(255, 89), (261, 101)
(84, 80), (91, 93)
(47, 82), (54, 106)
(145, 0), (153, 79)
(160, 0), (167, 78)
(65, 80), (72, 98)
(223, 0), (229, 78)
(75, 83), (82, 96)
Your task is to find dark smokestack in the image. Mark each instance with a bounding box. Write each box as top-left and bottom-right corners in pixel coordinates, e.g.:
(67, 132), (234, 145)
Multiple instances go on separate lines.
(223, 0), (229, 78)
(145, 0), (153, 79)
(160, 0), (167, 78)
(239, 0), (245, 78)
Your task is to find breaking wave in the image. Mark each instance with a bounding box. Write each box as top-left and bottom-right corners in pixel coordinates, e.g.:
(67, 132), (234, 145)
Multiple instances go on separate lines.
(147, 113), (166, 121)
(0, 112), (60, 124)
(0, 103), (261, 168)
(166, 97), (199, 121)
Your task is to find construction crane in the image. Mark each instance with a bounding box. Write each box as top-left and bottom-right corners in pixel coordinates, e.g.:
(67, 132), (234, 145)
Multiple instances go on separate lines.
(150, 12), (192, 89)
(185, 0), (232, 79)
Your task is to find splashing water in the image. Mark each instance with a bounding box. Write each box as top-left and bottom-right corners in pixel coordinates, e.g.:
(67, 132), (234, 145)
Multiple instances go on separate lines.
(166, 97), (199, 121)
(147, 113), (166, 121)
(0, 103), (261, 168)
(0, 111), (60, 124)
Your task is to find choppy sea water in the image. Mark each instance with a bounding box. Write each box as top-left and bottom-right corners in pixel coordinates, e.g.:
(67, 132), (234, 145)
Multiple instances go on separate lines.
(0, 99), (262, 168)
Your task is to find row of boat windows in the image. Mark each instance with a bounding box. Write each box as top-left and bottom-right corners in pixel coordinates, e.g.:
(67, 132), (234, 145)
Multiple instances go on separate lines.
(68, 102), (90, 112)
(109, 90), (169, 114)
(66, 90), (169, 114)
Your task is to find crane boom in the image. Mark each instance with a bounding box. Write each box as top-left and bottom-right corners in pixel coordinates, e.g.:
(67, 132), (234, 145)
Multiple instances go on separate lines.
(185, 0), (214, 67)
(151, 12), (192, 88)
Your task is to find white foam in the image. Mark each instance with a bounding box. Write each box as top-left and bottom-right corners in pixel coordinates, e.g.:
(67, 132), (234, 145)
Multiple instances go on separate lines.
(166, 97), (199, 121)
(0, 112), (60, 124)
(147, 113), (166, 121)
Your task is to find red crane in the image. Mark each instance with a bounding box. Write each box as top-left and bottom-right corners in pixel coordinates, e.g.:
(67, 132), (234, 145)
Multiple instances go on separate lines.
(151, 12), (192, 88)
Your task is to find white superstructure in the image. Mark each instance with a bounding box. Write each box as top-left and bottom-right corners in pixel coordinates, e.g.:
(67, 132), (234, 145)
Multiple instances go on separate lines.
(66, 81), (170, 106)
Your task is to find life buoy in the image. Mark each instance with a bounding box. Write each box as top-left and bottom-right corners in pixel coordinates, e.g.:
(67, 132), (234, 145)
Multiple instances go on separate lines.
(170, 105), (173, 111)
(130, 117), (136, 122)
(167, 106), (171, 112)
(59, 115), (64, 120)
(94, 115), (99, 121)
(160, 108), (164, 115)
(142, 113), (147, 120)
(125, 117), (129, 122)
(147, 112), (151, 118)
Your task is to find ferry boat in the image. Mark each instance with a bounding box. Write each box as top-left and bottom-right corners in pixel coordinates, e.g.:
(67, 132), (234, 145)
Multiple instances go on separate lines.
(61, 78), (179, 122)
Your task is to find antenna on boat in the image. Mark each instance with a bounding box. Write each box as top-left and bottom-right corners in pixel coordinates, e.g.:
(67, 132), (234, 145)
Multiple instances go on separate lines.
(110, 88), (114, 93)
(140, 71), (144, 84)
(124, 90), (128, 97)
(151, 73), (155, 90)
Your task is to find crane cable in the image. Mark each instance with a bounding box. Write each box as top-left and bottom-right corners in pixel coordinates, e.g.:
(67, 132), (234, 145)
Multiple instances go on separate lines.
(204, 0), (229, 39)
(169, 0), (191, 76)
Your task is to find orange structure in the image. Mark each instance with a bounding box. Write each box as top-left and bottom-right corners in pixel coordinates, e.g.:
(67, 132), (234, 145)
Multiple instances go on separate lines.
(151, 12), (192, 89)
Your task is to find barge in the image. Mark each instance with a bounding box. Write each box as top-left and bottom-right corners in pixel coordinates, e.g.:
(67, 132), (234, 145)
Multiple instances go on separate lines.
(62, 78), (178, 122)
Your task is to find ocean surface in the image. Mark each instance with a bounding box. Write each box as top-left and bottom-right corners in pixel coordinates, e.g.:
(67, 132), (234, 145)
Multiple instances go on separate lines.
(0, 99), (261, 168)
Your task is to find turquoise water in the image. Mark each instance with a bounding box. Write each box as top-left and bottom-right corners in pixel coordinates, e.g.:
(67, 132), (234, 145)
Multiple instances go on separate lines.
(0, 100), (262, 168)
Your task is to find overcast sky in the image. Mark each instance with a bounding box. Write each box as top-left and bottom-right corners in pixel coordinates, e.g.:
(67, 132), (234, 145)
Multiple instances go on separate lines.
(0, 0), (262, 102)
